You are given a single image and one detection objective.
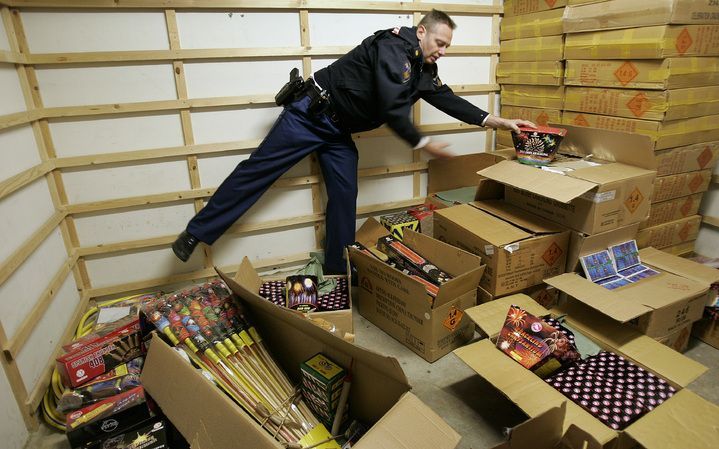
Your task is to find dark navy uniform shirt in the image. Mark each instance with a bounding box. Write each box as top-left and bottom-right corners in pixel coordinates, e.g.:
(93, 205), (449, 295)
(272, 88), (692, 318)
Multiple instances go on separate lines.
(314, 26), (489, 147)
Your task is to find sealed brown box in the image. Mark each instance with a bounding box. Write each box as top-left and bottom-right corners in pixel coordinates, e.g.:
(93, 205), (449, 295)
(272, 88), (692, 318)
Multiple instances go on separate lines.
(664, 240), (696, 256)
(500, 8), (565, 39)
(565, 223), (640, 272)
(501, 85), (565, 109)
(563, 86), (719, 121)
(655, 141), (719, 176)
(651, 169), (712, 202)
(457, 294), (719, 449)
(564, 58), (719, 90)
(499, 35), (564, 62)
(349, 219), (485, 362)
(561, 112), (719, 150)
(504, 0), (568, 17)
(564, 25), (719, 59)
(546, 247), (718, 338)
(641, 193), (703, 229)
(496, 106), (562, 148)
(479, 125), (656, 235)
(434, 202), (569, 297)
(636, 214), (702, 249)
(496, 61), (564, 86)
(564, 0), (719, 34)
(141, 268), (462, 449)
(655, 321), (692, 353)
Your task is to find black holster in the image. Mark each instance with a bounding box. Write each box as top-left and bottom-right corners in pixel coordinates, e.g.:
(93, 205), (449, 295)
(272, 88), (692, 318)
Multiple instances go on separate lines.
(275, 68), (304, 106)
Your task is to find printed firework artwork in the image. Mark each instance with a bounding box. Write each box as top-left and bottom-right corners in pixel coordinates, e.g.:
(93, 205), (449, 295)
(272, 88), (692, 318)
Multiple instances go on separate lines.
(512, 126), (567, 166)
(286, 275), (319, 312)
(609, 240), (640, 271)
(496, 305), (554, 370)
(580, 250), (617, 283)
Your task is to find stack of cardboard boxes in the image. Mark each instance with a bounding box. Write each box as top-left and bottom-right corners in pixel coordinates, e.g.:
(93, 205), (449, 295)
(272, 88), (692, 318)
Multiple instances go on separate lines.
(496, 0), (567, 149)
(560, 0), (719, 254)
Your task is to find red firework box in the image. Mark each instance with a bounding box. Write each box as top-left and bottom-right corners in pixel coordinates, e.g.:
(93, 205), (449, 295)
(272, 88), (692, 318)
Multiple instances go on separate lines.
(511, 126), (567, 166)
(57, 318), (142, 388)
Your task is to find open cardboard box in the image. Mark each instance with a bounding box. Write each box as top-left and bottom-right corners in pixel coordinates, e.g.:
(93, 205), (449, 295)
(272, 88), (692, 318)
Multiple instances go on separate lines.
(433, 201), (569, 297)
(349, 218), (485, 362)
(456, 294), (719, 449)
(141, 266), (462, 449)
(478, 125), (656, 235)
(546, 247), (719, 338)
(232, 257), (354, 341)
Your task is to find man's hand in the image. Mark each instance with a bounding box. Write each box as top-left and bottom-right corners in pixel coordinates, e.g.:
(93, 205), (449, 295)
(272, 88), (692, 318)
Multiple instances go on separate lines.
(420, 141), (454, 158)
(485, 115), (537, 133)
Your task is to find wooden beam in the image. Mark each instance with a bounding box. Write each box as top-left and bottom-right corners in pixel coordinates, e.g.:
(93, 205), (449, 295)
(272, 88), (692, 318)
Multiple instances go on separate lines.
(486, 1), (500, 152)
(0, 110), (40, 131)
(703, 215), (719, 229)
(0, 324), (36, 430)
(0, 160), (54, 201)
(0, 49), (24, 63)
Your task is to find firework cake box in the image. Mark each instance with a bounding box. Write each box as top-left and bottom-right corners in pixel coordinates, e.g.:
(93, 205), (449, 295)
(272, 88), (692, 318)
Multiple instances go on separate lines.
(477, 125), (656, 235)
(546, 247), (719, 338)
(349, 218), (485, 362)
(141, 269), (462, 449)
(456, 294), (719, 449)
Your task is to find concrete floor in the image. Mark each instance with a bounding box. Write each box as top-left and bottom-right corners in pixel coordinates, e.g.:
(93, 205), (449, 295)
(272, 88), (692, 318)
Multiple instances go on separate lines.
(26, 305), (719, 449)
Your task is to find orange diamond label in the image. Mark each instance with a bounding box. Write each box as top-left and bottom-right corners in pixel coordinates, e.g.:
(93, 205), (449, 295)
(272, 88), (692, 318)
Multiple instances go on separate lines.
(536, 111), (549, 126)
(626, 92), (651, 118)
(688, 173), (705, 192)
(573, 113), (590, 127)
(678, 223), (690, 242)
(542, 242), (563, 266)
(614, 61), (639, 86)
(676, 28), (693, 55)
(443, 306), (464, 332)
(625, 187), (644, 213)
(680, 197), (694, 217)
(697, 146), (714, 169)
(545, 0), (557, 7)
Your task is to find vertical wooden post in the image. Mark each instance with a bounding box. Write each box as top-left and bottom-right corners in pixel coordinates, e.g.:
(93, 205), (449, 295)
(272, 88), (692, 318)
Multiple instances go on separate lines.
(412, 10), (422, 198)
(486, 1), (501, 152)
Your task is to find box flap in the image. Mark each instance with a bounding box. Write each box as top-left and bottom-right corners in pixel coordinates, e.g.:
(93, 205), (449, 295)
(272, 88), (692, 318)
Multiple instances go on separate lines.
(428, 152), (507, 194)
(623, 389), (719, 449)
(465, 294), (550, 339)
(353, 392), (461, 449)
(555, 124), (656, 170)
(478, 160), (598, 204)
(492, 403), (566, 449)
(434, 204), (532, 247)
(234, 257), (263, 293)
(555, 301), (708, 388)
(472, 200), (566, 234)
(355, 217), (391, 248)
(640, 247), (719, 285)
(566, 224), (640, 272)
(569, 163), (655, 185)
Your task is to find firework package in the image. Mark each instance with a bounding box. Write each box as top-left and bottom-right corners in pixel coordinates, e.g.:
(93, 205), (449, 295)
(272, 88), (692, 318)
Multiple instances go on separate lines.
(478, 125), (656, 235)
(379, 211), (420, 240)
(141, 267), (462, 449)
(579, 241), (661, 290)
(285, 275), (319, 312)
(458, 294), (719, 448)
(349, 218), (485, 362)
(299, 354), (349, 430)
(82, 419), (180, 449)
(511, 126), (567, 166)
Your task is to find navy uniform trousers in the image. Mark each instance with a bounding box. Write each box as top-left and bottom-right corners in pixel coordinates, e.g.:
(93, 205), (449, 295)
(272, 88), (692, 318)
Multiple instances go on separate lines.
(186, 95), (358, 274)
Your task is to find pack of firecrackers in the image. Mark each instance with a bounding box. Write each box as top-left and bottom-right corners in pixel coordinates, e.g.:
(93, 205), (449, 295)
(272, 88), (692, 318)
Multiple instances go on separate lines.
(300, 353), (348, 429)
(579, 240), (661, 290)
(286, 275), (319, 312)
(376, 235), (451, 286)
(379, 211), (420, 240)
(57, 369), (142, 414)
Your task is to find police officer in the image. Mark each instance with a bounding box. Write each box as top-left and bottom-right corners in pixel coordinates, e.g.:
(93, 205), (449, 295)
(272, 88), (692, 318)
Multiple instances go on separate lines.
(172, 9), (535, 273)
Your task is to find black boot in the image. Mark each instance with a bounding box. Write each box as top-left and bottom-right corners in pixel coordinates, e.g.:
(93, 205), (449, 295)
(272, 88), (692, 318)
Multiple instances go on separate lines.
(172, 230), (200, 262)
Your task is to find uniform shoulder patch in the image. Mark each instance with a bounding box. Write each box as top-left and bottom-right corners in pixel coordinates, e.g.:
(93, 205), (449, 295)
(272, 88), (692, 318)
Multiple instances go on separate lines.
(433, 75), (443, 87)
(392, 27), (401, 35)
(401, 60), (411, 83)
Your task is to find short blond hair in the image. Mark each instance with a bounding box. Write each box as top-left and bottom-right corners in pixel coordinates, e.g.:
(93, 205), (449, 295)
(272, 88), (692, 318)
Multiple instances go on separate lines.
(418, 9), (457, 31)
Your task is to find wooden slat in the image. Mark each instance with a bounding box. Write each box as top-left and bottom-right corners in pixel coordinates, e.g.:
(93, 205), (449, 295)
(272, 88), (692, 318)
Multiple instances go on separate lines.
(0, 49), (24, 63)
(703, 215), (719, 229)
(3, 252), (78, 360)
(7, 1), (503, 14)
(486, 1), (500, 152)
(357, 196), (425, 216)
(0, 110), (38, 131)
(0, 325), (36, 430)
(0, 160), (54, 201)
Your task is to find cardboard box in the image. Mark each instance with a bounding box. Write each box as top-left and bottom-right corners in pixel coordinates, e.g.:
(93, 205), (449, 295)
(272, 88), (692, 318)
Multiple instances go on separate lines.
(692, 313), (719, 349)
(456, 294), (719, 449)
(500, 8), (565, 39)
(567, 0), (608, 4)
(564, 25), (719, 59)
(479, 125), (657, 235)
(564, 58), (719, 90)
(499, 35), (565, 62)
(651, 169), (712, 202)
(496, 61), (564, 86)
(561, 111), (719, 150)
(141, 269), (462, 449)
(434, 202), (569, 296)
(641, 193), (703, 229)
(563, 86), (719, 121)
(564, 0), (719, 34)
(496, 106), (562, 148)
(661, 239), (695, 256)
(655, 321), (692, 352)
(546, 247), (718, 338)
(233, 258), (354, 341)
(477, 283), (560, 309)
(501, 85), (565, 109)
(426, 152), (509, 209)
(349, 219), (486, 362)
(565, 223), (640, 272)
(655, 141), (719, 176)
(636, 214), (702, 249)
(504, 0), (568, 17)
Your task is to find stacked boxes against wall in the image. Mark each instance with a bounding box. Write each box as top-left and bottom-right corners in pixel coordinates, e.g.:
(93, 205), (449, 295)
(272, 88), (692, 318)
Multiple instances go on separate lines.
(561, 0), (719, 254)
(496, 0), (567, 150)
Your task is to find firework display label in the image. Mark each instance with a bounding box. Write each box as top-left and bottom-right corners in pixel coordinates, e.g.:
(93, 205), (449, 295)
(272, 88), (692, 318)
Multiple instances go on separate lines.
(286, 275), (319, 312)
(511, 126), (567, 166)
(85, 419), (170, 449)
(608, 240), (640, 271)
(379, 211), (420, 241)
(579, 250), (617, 283)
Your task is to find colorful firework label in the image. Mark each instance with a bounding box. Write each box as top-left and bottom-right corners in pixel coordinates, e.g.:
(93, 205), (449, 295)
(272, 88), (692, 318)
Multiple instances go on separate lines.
(609, 240), (640, 271)
(496, 305), (556, 370)
(286, 275), (318, 312)
(512, 126), (567, 166)
(580, 250), (617, 283)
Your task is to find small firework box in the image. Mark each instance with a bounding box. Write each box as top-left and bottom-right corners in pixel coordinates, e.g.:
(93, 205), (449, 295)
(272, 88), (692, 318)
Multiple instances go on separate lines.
(459, 294), (719, 449)
(511, 126), (567, 166)
(376, 235), (451, 286)
(58, 318), (142, 388)
(379, 211), (419, 241)
(66, 386), (157, 448)
(406, 204), (436, 237)
(300, 354), (347, 429)
(84, 419), (171, 449)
